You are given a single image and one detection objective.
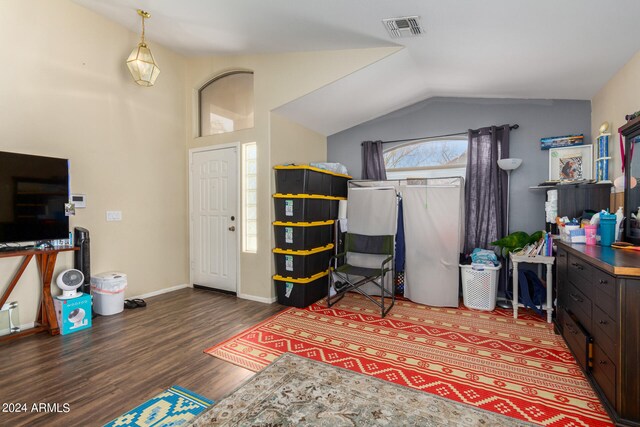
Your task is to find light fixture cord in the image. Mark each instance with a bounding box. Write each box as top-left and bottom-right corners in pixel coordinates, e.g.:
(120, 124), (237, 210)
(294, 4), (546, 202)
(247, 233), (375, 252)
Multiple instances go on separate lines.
(140, 14), (146, 45)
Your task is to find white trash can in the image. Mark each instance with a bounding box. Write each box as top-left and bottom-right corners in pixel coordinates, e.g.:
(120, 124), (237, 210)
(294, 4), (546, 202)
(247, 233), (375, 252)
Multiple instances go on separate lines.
(460, 263), (501, 311)
(90, 272), (127, 315)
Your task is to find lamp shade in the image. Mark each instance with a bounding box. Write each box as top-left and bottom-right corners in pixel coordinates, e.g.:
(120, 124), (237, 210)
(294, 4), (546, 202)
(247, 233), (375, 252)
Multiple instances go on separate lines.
(614, 175), (637, 190)
(126, 43), (160, 87)
(498, 158), (523, 171)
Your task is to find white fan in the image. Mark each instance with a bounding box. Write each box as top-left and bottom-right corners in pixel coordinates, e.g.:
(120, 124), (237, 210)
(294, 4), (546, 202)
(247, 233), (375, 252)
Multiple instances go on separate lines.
(56, 269), (84, 299)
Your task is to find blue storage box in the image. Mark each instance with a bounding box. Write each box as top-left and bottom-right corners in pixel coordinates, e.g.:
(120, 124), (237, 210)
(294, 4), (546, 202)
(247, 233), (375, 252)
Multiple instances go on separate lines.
(54, 293), (92, 335)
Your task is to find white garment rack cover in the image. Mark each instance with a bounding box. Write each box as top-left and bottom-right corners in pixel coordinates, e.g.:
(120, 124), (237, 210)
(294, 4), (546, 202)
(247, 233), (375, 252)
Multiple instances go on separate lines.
(402, 178), (465, 307)
(345, 186), (398, 296)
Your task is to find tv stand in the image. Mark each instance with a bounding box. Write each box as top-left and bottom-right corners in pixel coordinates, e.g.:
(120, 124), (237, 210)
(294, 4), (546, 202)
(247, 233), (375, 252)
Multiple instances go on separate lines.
(0, 247), (78, 343)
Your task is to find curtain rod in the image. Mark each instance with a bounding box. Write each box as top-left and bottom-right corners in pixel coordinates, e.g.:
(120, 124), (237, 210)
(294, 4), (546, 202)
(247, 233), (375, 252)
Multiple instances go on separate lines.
(361, 124), (520, 146)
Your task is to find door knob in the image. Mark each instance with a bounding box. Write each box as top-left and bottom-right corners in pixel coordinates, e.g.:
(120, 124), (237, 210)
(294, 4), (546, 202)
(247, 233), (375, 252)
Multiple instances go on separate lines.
(228, 226), (236, 231)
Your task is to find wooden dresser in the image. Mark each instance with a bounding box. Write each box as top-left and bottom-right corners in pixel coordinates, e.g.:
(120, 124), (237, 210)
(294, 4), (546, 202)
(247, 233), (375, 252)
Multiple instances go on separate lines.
(555, 242), (640, 426)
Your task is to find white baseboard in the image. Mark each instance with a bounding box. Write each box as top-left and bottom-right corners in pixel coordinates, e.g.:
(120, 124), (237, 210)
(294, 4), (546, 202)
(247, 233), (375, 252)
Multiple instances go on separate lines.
(0, 322), (35, 335)
(20, 322), (35, 330)
(130, 284), (190, 300)
(238, 293), (277, 304)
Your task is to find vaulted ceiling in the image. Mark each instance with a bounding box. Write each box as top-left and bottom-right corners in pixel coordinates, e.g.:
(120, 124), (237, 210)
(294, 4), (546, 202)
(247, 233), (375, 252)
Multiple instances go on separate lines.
(75, 0), (640, 135)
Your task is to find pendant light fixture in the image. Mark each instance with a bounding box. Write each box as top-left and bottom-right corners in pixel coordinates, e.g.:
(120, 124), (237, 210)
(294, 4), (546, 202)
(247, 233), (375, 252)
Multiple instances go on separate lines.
(126, 9), (160, 87)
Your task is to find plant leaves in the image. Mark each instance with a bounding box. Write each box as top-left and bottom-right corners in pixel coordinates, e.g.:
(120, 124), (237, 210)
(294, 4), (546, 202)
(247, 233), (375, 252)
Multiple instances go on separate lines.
(491, 230), (544, 255)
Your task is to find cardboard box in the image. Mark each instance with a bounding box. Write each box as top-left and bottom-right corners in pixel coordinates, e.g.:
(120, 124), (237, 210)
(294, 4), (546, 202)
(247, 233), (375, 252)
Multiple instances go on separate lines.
(54, 294), (92, 335)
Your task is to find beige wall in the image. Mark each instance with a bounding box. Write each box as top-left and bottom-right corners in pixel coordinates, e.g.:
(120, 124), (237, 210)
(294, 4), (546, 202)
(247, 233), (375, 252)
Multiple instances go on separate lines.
(270, 112), (327, 168)
(186, 48), (397, 301)
(270, 112), (328, 275)
(0, 0), (189, 325)
(592, 50), (640, 183)
(0, 0), (398, 325)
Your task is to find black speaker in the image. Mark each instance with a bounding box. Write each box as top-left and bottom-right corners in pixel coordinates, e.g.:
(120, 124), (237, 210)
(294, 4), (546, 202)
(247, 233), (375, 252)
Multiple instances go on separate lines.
(73, 227), (90, 295)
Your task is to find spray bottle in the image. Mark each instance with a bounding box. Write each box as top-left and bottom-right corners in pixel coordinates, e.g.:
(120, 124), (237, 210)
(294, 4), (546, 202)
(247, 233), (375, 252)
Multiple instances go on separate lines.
(615, 207), (624, 241)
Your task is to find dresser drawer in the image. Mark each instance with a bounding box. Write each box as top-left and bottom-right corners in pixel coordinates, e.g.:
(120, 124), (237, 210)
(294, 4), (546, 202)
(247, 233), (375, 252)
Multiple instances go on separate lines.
(593, 269), (617, 317)
(592, 343), (616, 407)
(592, 305), (617, 360)
(567, 254), (594, 294)
(566, 281), (592, 330)
(561, 309), (591, 371)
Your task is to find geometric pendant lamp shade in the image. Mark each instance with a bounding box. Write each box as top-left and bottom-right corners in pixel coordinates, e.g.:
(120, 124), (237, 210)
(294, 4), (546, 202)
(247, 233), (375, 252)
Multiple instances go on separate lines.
(126, 44), (160, 86)
(126, 10), (160, 87)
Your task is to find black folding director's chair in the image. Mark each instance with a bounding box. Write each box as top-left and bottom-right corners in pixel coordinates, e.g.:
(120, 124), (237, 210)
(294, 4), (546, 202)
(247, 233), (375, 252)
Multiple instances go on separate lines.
(327, 233), (395, 317)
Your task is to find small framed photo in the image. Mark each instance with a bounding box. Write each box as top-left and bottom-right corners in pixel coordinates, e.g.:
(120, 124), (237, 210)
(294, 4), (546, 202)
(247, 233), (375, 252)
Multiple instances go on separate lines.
(64, 203), (76, 216)
(549, 144), (593, 181)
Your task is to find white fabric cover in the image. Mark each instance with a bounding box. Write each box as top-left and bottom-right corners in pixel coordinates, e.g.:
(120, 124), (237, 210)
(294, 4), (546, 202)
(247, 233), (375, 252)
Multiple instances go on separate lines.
(402, 178), (465, 307)
(345, 186), (397, 295)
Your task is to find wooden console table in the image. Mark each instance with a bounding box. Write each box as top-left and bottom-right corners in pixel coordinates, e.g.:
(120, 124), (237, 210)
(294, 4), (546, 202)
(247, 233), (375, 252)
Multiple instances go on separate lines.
(0, 247), (78, 343)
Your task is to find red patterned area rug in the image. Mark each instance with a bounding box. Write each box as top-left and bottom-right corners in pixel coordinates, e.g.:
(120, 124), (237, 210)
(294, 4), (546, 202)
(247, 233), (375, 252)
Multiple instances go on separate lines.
(204, 293), (611, 427)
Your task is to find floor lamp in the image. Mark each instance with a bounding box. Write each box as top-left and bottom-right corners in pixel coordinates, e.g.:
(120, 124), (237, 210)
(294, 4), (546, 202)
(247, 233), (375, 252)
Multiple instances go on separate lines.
(497, 158), (522, 234)
(497, 158), (522, 309)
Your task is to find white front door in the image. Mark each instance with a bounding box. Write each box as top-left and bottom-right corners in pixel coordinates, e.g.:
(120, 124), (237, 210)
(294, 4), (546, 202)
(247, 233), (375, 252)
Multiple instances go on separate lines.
(190, 147), (238, 293)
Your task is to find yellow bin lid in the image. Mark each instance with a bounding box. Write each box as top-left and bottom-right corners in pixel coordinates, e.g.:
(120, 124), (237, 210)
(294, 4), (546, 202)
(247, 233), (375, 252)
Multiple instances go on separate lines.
(273, 244), (334, 256)
(273, 220), (334, 227)
(273, 193), (346, 201)
(274, 164), (352, 179)
(273, 270), (329, 284)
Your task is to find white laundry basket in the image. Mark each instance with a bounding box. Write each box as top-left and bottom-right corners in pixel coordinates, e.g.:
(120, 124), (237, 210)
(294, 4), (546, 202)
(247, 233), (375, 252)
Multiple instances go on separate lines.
(460, 263), (501, 311)
(90, 272), (127, 315)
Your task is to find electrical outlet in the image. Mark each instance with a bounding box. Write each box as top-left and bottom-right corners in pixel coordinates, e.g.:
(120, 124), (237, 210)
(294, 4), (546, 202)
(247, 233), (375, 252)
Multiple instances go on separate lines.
(106, 211), (122, 221)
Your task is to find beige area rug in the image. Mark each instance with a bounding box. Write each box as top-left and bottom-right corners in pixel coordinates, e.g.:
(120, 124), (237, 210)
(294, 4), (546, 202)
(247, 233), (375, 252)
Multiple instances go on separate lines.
(190, 353), (537, 426)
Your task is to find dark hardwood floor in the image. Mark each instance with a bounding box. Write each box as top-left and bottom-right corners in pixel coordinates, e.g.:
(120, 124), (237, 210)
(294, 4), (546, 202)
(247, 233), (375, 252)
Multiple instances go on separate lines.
(0, 288), (284, 427)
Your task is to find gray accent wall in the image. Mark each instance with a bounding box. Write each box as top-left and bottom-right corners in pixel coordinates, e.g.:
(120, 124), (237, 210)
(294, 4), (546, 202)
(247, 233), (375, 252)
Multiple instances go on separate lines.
(327, 97), (591, 234)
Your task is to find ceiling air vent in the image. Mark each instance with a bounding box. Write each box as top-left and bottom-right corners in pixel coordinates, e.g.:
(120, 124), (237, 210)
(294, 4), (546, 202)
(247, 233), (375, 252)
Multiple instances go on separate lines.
(382, 16), (423, 38)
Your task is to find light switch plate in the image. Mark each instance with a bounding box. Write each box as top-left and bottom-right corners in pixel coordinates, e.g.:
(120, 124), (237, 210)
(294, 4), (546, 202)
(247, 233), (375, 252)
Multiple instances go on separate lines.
(106, 211), (122, 221)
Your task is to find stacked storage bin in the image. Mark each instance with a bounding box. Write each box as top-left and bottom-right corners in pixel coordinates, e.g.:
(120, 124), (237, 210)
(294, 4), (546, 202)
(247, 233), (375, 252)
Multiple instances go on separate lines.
(273, 165), (350, 307)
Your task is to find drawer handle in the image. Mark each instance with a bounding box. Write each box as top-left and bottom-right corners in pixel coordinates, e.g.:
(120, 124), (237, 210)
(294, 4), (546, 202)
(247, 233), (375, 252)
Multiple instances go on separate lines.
(598, 319), (608, 325)
(569, 293), (583, 303)
(565, 323), (579, 335)
(599, 279), (608, 285)
(570, 262), (584, 270)
(599, 360), (607, 365)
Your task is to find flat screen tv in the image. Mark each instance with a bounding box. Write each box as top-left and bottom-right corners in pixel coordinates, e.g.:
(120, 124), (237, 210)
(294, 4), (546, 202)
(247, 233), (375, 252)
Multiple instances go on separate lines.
(0, 151), (69, 244)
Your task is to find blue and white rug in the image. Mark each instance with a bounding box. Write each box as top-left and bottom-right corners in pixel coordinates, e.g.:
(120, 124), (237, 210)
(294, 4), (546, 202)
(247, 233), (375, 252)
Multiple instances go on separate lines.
(104, 385), (213, 427)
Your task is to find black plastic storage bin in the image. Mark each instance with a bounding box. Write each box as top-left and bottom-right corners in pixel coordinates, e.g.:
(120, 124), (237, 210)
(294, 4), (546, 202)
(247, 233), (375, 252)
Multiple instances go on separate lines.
(274, 271), (329, 308)
(274, 165), (332, 196)
(274, 165), (351, 197)
(273, 194), (345, 222)
(273, 220), (334, 251)
(273, 244), (334, 279)
(330, 174), (350, 198)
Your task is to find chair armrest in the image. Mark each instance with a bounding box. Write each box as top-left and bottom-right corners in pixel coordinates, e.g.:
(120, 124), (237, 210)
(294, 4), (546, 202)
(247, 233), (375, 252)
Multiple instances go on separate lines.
(380, 255), (393, 270)
(330, 252), (346, 262)
(329, 252), (346, 270)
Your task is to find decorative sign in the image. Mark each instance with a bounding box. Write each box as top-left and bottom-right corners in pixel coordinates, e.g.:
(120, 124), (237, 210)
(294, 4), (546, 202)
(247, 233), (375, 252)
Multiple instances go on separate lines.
(540, 134), (584, 150)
